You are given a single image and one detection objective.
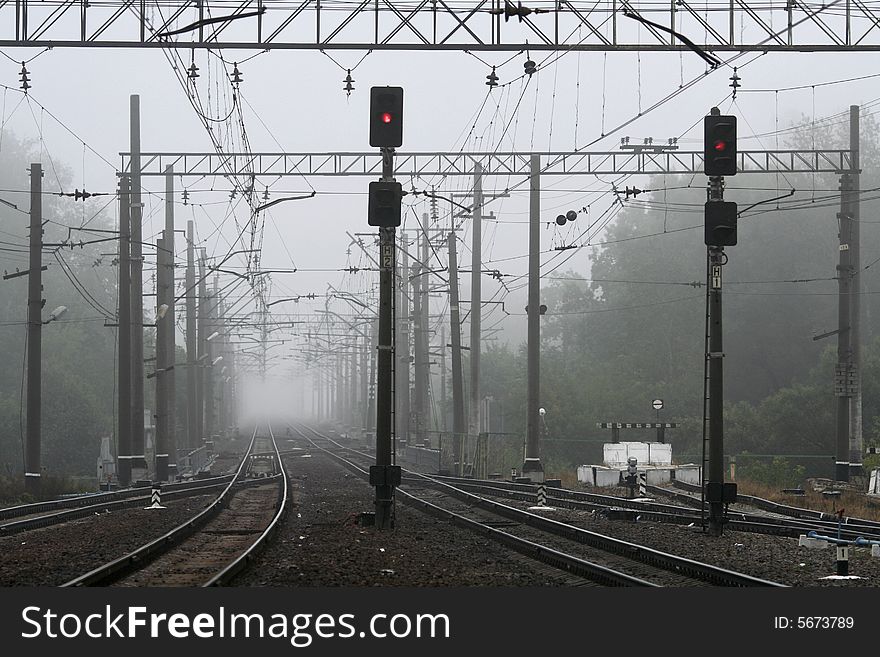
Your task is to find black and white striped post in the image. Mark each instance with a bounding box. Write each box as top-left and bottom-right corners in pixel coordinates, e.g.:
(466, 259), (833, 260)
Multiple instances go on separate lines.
(536, 484), (547, 507)
(638, 472), (648, 497)
(145, 483), (165, 509)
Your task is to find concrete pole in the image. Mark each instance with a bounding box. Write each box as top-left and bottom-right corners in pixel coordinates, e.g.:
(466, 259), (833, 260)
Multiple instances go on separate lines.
(412, 255), (423, 444)
(349, 342), (357, 430)
(469, 163), (483, 458)
(440, 324), (447, 432)
(836, 172), (854, 482)
(849, 105), (863, 476)
(420, 221), (430, 435)
(197, 249), (207, 445)
(523, 154), (544, 482)
(117, 175), (132, 486)
(164, 166), (177, 478)
(361, 331), (369, 433)
(397, 232), (410, 446)
(155, 236), (169, 481)
(448, 233), (466, 475)
(129, 94), (146, 476)
(205, 277), (217, 442)
(185, 220), (197, 450)
(24, 163), (42, 495)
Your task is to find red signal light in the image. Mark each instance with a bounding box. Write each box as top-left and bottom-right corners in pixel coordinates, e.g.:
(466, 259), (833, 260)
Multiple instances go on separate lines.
(381, 112), (393, 124)
(714, 140), (727, 152)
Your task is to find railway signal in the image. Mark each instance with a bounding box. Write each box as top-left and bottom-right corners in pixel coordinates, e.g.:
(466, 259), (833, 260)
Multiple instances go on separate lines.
(369, 86), (403, 148)
(705, 200), (738, 246)
(368, 181), (402, 227)
(704, 114), (737, 176)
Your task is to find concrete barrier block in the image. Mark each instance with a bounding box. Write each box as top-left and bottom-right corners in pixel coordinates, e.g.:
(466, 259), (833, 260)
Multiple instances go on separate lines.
(798, 535), (829, 550)
(872, 545), (880, 558)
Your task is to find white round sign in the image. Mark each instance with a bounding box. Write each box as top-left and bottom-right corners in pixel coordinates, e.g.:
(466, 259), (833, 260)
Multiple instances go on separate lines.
(652, 399), (664, 410)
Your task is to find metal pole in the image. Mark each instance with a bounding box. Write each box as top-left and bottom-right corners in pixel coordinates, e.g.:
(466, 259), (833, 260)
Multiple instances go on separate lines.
(706, 162), (727, 534)
(707, 243), (726, 533)
(117, 175), (132, 486)
(412, 252), (423, 444)
(469, 163), (483, 459)
(397, 231), (410, 446)
(186, 220), (196, 450)
(129, 94), (146, 476)
(197, 249), (207, 445)
(836, 171), (853, 482)
(440, 323), (447, 432)
(361, 331), (369, 434)
(849, 104), (863, 477)
(24, 163), (42, 495)
(372, 143), (401, 530)
(448, 232), (465, 475)
(155, 236), (168, 481)
(164, 166), (177, 478)
(349, 342), (357, 431)
(420, 221), (430, 436)
(523, 154), (544, 482)
(205, 277), (217, 442)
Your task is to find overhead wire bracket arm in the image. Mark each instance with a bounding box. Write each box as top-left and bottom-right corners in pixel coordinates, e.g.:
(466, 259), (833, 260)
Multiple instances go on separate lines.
(620, 6), (722, 68)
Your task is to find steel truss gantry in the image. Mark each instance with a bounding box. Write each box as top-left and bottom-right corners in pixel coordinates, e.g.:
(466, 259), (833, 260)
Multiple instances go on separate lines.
(121, 149), (853, 178)
(5, 1), (880, 52)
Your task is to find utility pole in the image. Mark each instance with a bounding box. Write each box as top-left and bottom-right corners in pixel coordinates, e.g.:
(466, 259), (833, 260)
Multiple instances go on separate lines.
(185, 220), (197, 450)
(349, 343), (357, 431)
(24, 163), (43, 495)
(448, 232), (465, 475)
(412, 245), (423, 445)
(155, 236), (169, 481)
(848, 105), (863, 477)
(836, 167), (854, 482)
(164, 166), (177, 478)
(117, 175), (133, 486)
(440, 324), (447, 432)
(469, 163), (483, 462)
(523, 154), (544, 482)
(197, 249), (207, 446)
(129, 94), (146, 477)
(420, 220), (430, 438)
(396, 231), (410, 446)
(205, 276), (217, 443)
(361, 330), (369, 435)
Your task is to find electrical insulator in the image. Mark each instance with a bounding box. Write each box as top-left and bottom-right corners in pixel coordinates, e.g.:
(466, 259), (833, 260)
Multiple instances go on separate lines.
(187, 62), (200, 80)
(182, 189), (190, 205)
(729, 67), (741, 99)
(343, 70), (355, 97)
(486, 67), (499, 88)
(19, 62), (30, 93)
(555, 214), (566, 226)
(231, 63), (243, 86)
(566, 210), (577, 223)
(263, 188), (270, 201)
(523, 59), (537, 76)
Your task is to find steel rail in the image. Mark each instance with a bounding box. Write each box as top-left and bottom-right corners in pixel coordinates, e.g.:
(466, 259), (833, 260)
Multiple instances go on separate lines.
(417, 473), (880, 541)
(0, 473), (236, 522)
(671, 480), (880, 527)
(296, 425), (785, 587)
(62, 426), (264, 587)
(292, 428), (655, 587)
(203, 421), (289, 587)
(0, 480), (241, 535)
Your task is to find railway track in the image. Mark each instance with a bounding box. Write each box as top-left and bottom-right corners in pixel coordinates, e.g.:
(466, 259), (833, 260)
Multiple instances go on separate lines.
(292, 424), (785, 588)
(392, 455), (880, 542)
(62, 424), (288, 587)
